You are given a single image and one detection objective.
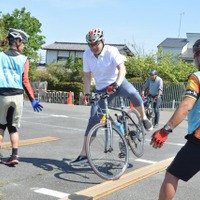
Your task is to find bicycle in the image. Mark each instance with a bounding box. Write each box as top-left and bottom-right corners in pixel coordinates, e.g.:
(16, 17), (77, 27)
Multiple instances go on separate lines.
(85, 92), (145, 180)
(143, 96), (156, 127)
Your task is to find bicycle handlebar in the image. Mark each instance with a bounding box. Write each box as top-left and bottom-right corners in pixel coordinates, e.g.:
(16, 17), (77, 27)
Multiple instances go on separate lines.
(90, 92), (110, 102)
(90, 92), (127, 112)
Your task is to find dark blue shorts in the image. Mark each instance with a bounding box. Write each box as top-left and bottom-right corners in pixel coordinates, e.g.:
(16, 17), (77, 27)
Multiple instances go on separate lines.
(167, 135), (200, 182)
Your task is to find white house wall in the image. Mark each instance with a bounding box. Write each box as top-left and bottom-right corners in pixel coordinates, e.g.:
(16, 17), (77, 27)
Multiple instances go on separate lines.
(46, 50), (58, 64)
(58, 50), (69, 57)
(162, 48), (182, 55)
(186, 33), (200, 48)
(46, 50), (84, 64)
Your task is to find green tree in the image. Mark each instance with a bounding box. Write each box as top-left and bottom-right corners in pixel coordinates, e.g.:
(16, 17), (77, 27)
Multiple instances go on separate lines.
(0, 11), (6, 51)
(64, 57), (83, 82)
(125, 46), (196, 83)
(126, 53), (157, 81)
(2, 7), (45, 62)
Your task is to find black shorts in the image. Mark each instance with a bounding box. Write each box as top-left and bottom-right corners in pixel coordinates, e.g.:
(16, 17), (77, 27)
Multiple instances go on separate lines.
(167, 135), (200, 182)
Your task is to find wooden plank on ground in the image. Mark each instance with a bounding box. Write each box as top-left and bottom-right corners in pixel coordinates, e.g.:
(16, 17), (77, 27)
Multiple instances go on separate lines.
(1, 136), (60, 149)
(61, 157), (174, 200)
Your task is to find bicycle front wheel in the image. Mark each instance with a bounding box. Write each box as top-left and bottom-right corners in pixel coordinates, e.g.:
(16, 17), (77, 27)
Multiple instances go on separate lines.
(146, 106), (155, 127)
(126, 109), (145, 157)
(86, 123), (129, 180)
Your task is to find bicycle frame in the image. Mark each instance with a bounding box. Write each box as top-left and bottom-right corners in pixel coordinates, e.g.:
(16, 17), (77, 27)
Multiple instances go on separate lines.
(92, 93), (118, 155)
(86, 93), (144, 179)
(109, 97), (141, 139)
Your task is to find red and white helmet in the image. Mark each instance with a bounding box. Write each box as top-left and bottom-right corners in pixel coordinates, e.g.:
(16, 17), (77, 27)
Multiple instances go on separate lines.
(86, 28), (104, 44)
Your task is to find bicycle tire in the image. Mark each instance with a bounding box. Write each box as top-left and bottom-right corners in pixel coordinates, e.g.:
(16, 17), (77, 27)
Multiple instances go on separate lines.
(146, 107), (155, 126)
(126, 109), (145, 157)
(86, 122), (129, 180)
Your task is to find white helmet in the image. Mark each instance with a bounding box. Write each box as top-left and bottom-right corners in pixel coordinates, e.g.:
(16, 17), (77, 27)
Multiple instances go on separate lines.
(8, 28), (29, 43)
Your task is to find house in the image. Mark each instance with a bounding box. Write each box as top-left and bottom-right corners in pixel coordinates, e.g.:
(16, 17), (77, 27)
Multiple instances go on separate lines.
(43, 42), (133, 64)
(157, 33), (200, 64)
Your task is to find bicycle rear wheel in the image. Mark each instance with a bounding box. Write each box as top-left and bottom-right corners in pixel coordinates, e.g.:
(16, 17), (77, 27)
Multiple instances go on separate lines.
(86, 122), (129, 180)
(126, 109), (145, 157)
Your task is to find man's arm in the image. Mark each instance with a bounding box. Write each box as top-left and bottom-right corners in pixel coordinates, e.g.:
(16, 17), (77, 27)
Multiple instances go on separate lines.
(150, 96), (195, 148)
(141, 80), (149, 97)
(115, 63), (126, 86)
(157, 78), (163, 98)
(166, 96), (195, 130)
(83, 72), (92, 94)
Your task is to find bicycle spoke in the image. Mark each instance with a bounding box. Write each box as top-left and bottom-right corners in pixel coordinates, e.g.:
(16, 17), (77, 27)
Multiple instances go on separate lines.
(86, 123), (129, 180)
(126, 109), (145, 157)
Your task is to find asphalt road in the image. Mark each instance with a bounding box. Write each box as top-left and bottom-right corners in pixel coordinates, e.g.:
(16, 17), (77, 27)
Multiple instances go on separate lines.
(0, 101), (199, 200)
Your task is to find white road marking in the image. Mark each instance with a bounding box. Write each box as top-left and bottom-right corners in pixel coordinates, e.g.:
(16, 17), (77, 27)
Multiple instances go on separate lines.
(51, 114), (69, 118)
(135, 159), (157, 164)
(165, 141), (184, 146)
(21, 120), (84, 132)
(145, 139), (184, 146)
(32, 188), (69, 198)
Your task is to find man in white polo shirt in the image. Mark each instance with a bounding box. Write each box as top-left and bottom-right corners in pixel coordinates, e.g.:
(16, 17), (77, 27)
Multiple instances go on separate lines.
(70, 28), (152, 165)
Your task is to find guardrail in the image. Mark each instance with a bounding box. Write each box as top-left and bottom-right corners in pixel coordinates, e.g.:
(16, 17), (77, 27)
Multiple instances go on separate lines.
(25, 90), (74, 104)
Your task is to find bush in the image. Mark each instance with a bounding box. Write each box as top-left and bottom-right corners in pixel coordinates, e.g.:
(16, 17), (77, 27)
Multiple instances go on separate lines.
(48, 82), (84, 104)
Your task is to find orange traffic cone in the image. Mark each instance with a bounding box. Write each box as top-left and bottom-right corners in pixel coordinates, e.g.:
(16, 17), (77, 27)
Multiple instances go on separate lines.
(67, 91), (73, 105)
(130, 102), (134, 109)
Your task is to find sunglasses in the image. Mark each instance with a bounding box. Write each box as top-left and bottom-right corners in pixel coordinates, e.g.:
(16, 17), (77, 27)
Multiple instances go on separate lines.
(88, 41), (101, 47)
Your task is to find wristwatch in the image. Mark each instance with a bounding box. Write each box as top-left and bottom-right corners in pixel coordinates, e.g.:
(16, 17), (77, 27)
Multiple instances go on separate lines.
(163, 124), (173, 132)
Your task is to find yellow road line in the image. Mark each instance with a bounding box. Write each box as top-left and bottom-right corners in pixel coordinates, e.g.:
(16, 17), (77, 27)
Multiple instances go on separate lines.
(61, 157), (174, 200)
(1, 136), (60, 149)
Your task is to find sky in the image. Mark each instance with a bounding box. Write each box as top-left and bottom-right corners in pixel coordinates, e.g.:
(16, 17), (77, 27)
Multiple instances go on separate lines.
(1, 0), (200, 55)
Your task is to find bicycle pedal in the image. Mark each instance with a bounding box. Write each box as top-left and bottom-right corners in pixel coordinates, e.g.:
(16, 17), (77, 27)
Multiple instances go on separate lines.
(118, 152), (125, 158)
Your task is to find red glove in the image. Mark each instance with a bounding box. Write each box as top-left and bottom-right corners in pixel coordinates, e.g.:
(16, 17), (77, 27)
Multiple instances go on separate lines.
(153, 97), (157, 102)
(106, 82), (119, 94)
(150, 128), (169, 148)
(83, 93), (90, 105)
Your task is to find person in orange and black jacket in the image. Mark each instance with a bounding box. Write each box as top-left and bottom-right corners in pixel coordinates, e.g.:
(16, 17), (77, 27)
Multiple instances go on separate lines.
(0, 28), (43, 166)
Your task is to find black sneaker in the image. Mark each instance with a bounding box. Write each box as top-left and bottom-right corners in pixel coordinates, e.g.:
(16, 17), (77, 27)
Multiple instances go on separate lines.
(5, 155), (19, 166)
(70, 156), (87, 166)
(142, 119), (153, 131)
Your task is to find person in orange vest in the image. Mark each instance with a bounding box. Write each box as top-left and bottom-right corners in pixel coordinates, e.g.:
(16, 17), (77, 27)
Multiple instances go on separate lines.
(150, 39), (200, 199)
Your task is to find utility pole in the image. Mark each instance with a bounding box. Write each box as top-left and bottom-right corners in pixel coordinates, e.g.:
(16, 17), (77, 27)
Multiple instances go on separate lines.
(178, 12), (184, 38)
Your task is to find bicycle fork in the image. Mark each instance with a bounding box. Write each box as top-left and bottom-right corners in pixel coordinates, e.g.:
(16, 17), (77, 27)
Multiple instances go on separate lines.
(103, 98), (114, 153)
(104, 120), (114, 153)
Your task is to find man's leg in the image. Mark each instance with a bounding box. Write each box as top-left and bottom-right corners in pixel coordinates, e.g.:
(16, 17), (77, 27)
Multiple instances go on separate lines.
(5, 126), (19, 165)
(0, 128), (5, 162)
(117, 79), (152, 130)
(154, 97), (162, 125)
(159, 171), (179, 200)
(0, 128), (5, 145)
(70, 98), (103, 165)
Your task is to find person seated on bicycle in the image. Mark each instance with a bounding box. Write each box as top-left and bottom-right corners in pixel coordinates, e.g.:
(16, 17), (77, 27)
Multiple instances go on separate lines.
(141, 69), (163, 128)
(70, 28), (153, 166)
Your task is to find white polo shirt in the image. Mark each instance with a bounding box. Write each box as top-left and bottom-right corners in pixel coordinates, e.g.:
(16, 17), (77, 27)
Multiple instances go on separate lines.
(83, 45), (124, 90)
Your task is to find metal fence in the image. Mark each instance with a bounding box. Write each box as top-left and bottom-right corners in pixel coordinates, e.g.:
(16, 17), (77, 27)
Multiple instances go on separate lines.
(29, 81), (186, 109)
(109, 82), (186, 110)
(30, 81), (74, 104)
